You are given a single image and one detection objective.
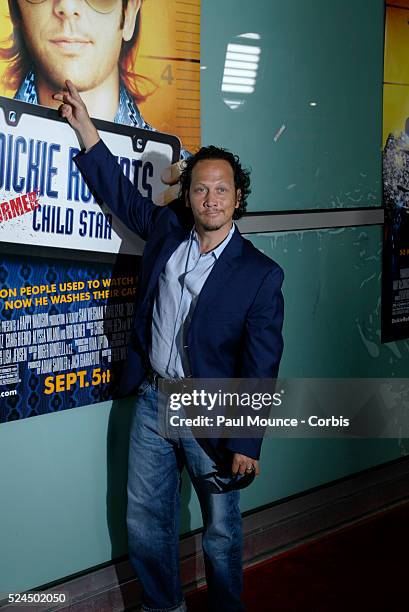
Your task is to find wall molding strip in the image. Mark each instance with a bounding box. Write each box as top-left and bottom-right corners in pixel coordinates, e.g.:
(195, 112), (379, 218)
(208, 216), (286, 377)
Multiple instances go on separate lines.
(237, 207), (384, 234)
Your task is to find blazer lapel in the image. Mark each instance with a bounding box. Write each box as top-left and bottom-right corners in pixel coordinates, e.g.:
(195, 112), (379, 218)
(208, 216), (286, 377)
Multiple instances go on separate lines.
(188, 229), (244, 328)
(134, 227), (190, 352)
(142, 227), (190, 305)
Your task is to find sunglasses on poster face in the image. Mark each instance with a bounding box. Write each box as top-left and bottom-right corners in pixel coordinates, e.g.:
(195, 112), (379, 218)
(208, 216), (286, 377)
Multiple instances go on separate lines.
(24, 0), (118, 14)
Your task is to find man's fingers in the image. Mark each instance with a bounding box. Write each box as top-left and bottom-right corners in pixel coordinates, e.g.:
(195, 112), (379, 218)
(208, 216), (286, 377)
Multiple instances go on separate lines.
(231, 458), (248, 475)
(161, 160), (187, 185)
(154, 183), (180, 206)
(231, 456), (241, 475)
(58, 103), (69, 116)
(231, 453), (260, 477)
(65, 79), (82, 101)
(59, 104), (72, 120)
(53, 89), (82, 110)
(62, 91), (82, 109)
(58, 104), (79, 129)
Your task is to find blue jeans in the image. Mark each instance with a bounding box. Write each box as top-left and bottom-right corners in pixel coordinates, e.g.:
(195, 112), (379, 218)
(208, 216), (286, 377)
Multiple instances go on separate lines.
(127, 379), (245, 612)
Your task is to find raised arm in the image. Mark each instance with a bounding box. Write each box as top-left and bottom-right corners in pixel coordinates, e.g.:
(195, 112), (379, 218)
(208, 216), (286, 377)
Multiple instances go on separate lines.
(53, 79), (159, 240)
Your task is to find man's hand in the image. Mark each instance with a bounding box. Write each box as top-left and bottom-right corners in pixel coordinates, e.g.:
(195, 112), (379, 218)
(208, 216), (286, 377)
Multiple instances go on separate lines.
(53, 80), (100, 151)
(232, 453), (260, 476)
(154, 159), (188, 206)
(55, 79), (184, 205)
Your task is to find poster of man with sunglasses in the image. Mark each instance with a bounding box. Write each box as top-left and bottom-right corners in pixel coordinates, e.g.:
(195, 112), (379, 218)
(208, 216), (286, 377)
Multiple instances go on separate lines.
(0, 0), (198, 159)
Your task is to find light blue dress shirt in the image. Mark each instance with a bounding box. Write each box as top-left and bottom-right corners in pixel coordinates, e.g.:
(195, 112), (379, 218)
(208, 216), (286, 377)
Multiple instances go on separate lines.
(150, 224), (236, 378)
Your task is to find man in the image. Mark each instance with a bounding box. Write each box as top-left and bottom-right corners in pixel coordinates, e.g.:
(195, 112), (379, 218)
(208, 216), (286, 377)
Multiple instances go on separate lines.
(1, 0), (189, 169)
(55, 80), (284, 611)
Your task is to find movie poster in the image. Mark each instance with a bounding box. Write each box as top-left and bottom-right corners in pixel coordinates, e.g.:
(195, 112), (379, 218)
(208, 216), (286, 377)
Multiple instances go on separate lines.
(382, 1), (409, 342)
(0, 0), (201, 422)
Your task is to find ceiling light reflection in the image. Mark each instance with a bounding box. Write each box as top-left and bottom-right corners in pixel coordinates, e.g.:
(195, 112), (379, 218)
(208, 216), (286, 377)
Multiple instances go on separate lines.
(222, 38), (261, 108)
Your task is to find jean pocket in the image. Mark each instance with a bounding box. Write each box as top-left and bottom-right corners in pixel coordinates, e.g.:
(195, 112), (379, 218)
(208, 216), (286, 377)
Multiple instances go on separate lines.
(137, 379), (151, 396)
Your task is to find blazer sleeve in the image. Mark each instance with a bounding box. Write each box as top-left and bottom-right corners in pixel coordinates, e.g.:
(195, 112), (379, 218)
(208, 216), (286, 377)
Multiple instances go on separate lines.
(225, 265), (285, 459)
(74, 139), (160, 240)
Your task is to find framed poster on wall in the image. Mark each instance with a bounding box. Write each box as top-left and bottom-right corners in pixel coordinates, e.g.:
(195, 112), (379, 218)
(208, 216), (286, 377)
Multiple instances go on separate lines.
(382, 1), (409, 342)
(0, 0), (200, 421)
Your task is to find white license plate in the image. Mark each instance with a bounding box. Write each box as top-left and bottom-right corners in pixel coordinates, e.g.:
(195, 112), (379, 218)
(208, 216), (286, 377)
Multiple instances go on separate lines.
(0, 97), (180, 255)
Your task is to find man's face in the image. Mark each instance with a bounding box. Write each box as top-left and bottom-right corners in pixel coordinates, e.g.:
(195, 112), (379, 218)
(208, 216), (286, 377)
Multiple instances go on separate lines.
(188, 159), (241, 233)
(16, 0), (139, 91)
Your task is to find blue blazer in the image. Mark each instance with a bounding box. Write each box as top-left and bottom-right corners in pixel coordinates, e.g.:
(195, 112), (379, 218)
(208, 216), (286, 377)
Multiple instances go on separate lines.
(75, 140), (284, 460)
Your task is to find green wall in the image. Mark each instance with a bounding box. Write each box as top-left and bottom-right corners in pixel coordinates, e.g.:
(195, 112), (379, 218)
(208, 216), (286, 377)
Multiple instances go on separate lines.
(201, 0), (384, 211)
(1, 0), (404, 596)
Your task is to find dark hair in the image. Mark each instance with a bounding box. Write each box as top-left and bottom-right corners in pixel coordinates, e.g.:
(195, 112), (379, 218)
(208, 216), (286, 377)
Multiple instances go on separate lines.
(0, 0), (155, 103)
(179, 146), (251, 219)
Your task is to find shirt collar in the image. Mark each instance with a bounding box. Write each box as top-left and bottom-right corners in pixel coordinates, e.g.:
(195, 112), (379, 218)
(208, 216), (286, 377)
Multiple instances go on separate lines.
(15, 71), (148, 129)
(190, 223), (235, 259)
(114, 81), (149, 128)
(15, 70), (38, 105)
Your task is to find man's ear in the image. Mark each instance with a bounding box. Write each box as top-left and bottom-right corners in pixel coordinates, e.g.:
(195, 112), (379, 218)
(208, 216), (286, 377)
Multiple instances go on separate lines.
(123, 0), (141, 42)
(185, 192), (191, 209)
(235, 189), (242, 208)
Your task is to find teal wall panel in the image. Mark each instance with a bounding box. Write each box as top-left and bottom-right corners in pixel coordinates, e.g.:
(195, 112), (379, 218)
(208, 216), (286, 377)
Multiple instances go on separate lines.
(201, 0), (384, 211)
(0, 400), (131, 591)
(249, 227), (409, 378)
